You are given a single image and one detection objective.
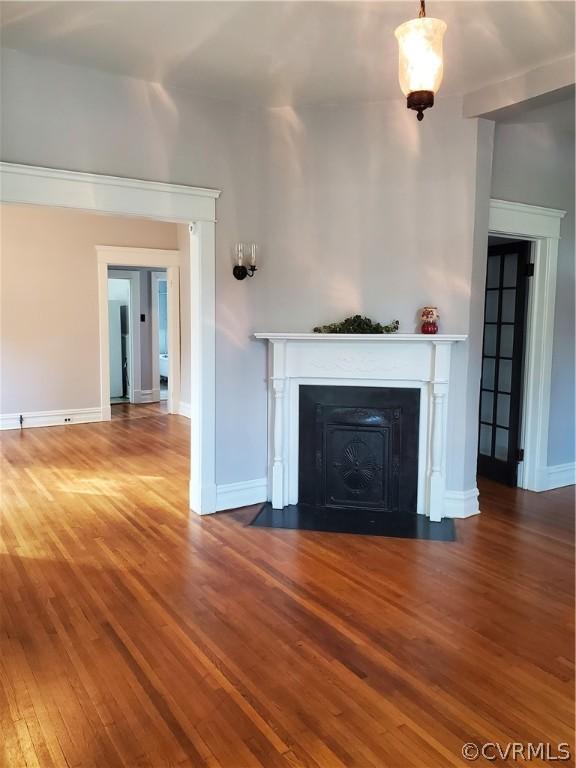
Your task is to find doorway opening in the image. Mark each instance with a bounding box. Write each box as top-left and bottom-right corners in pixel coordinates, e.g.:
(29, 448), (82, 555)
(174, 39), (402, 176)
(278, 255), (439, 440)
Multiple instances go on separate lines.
(97, 248), (181, 421)
(478, 236), (532, 486)
(108, 270), (138, 405)
(152, 271), (169, 402)
(107, 266), (170, 411)
(2, 161), (220, 514)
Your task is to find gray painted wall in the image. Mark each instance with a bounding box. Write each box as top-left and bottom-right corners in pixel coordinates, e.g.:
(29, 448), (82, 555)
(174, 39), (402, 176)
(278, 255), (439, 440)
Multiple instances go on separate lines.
(259, 99), (494, 492)
(491, 96), (575, 466)
(0, 47), (496, 494)
(1, 48), (269, 485)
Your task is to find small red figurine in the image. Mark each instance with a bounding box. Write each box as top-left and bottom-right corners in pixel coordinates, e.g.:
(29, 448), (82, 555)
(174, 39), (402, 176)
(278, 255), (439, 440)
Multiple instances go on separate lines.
(420, 306), (439, 334)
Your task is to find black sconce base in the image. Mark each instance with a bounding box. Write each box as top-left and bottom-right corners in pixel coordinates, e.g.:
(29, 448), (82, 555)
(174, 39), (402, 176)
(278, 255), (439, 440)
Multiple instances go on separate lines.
(407, 90), (434, 121)
(233, 265), (257, 280)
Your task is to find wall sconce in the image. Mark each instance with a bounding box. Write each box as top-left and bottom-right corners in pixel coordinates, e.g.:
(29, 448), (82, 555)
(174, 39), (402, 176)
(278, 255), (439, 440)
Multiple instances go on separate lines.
(233, 243), (258, 280)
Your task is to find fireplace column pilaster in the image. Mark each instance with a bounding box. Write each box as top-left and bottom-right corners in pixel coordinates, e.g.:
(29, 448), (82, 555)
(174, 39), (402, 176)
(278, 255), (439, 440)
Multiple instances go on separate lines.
(428, 342), (451, 521)
(271, 340), (286, 509)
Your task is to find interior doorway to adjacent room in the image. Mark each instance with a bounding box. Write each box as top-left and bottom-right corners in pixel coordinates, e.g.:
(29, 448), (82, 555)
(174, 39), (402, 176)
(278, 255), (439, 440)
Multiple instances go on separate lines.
(107, 266), (169, 409)
(477, 236), (532, 486)
(1, 161), (219, 514)
(98, 248), (180, 420)
(108, 271), (137, 404)
(152, 271), (169, 402)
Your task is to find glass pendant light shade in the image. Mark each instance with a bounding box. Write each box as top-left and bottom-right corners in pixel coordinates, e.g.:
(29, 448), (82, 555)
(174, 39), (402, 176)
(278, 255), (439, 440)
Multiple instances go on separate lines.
(394, 15), (446, 119)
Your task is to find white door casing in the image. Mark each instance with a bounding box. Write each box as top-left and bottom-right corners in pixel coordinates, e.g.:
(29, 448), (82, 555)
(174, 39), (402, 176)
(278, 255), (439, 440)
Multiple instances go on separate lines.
(488, 199), (566, 491)
(96, 250), (180, 417)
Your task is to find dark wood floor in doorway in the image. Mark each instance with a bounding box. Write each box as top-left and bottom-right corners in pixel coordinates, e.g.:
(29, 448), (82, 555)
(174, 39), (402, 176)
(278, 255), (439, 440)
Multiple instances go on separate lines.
(1, 413), (574, 767)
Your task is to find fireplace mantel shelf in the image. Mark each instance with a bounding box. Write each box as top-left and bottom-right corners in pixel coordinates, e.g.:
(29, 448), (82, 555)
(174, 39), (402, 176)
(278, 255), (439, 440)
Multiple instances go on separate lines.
(255, 333), (467, 342)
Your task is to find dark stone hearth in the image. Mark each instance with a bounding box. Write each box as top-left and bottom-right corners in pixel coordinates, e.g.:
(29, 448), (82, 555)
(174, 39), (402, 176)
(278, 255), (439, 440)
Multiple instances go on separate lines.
(250, 503), (455, 541)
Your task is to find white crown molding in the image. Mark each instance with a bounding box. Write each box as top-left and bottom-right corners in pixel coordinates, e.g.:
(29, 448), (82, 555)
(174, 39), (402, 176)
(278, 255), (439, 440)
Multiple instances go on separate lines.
(0, 162), (221, 199)
(489, 198), (565, 240)
(1, 407), (103, 431)
(490, 199), (566, 222)
(463, 54), (575, 118)
(0, 161), (220, 223)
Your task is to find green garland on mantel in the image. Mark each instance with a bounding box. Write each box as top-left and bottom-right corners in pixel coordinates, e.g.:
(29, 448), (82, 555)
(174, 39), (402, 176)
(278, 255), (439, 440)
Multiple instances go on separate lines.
(313, 315), (400, 334)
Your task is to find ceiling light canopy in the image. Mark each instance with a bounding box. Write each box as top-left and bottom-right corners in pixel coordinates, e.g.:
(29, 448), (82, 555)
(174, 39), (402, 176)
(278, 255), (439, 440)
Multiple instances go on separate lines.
(395, 0), (447, 121)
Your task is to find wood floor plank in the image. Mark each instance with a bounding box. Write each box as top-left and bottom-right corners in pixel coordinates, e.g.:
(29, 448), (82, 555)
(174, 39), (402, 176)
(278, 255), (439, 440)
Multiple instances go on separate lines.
(1, 406), (574, 767)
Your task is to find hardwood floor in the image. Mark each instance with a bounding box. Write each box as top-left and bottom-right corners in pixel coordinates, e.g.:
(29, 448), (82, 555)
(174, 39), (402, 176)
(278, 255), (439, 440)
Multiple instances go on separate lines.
(1, 413), (574, 767)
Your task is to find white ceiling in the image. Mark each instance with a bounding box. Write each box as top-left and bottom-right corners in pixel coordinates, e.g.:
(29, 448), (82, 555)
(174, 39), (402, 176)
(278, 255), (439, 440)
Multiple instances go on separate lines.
(0, 1), (574, 107)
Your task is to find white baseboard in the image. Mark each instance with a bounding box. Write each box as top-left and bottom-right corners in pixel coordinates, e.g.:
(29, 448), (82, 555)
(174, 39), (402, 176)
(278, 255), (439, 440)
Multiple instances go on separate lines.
(133, 389), (159, 404)
(215, 477), (268, 512)
(443, 487), (480, 518)
(178, 401), (191, 419)
(211, 478), (480, 518)
(537, 462), (576, 491)
(0, 407), (103, 431)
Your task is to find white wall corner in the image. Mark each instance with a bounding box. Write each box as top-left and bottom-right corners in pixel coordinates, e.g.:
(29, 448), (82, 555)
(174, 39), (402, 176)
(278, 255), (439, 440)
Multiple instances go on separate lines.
(178, 401), (191, 419)
(215, 478), (268, 513)
(443, 487), (480, 519)
(189, 480), (217, 516)
(0, 407), (103, 431)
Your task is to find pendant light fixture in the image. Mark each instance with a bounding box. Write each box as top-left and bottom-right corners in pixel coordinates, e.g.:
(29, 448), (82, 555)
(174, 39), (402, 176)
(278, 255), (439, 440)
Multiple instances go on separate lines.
(394, 0), (447, 121)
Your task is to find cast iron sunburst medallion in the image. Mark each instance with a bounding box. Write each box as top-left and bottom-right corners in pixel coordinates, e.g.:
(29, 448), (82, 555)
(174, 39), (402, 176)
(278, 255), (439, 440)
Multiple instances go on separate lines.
(334, 438), (382, 493)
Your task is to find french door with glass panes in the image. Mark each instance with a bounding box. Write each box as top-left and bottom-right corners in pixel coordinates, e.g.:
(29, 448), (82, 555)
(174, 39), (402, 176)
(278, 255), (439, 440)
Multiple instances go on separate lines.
(478, 241), (531, 486)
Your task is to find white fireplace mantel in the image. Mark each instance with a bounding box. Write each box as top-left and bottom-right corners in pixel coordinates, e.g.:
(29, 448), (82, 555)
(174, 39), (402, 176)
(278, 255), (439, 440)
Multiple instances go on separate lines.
(255, 333), (468, 521)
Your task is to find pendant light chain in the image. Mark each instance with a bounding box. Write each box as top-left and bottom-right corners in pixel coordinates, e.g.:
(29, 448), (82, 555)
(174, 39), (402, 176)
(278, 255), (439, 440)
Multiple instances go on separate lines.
(418, 0), (426, 18)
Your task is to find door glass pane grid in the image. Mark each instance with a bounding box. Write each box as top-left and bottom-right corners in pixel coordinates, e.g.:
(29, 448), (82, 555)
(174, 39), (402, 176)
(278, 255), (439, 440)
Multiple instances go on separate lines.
(487, 251), (506, 458)
(479, 241), (530, 483)
(480, 247), (523, 462)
